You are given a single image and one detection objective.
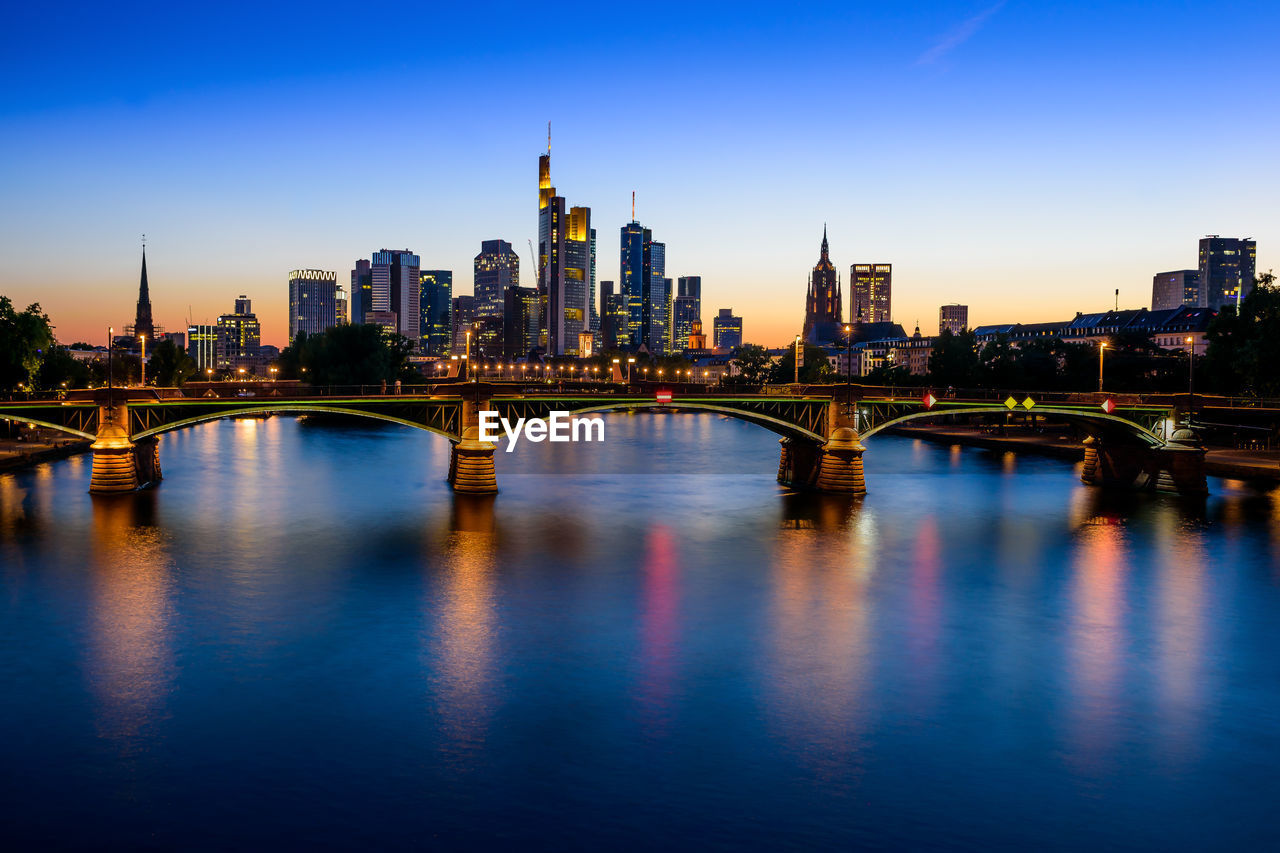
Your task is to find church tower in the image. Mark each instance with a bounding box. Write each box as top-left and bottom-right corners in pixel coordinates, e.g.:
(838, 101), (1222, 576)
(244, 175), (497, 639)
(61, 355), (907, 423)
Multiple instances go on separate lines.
(134, 244), (155, 343)
(803, 226), (842, 344)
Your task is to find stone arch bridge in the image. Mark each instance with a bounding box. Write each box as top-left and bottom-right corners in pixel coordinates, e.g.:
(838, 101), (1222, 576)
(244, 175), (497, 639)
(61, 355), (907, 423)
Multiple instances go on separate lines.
(0, 386), (1205, 496)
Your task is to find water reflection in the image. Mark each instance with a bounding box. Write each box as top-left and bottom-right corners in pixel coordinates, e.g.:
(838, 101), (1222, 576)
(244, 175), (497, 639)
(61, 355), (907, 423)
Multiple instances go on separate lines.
(424, 495), (499, 758)
(637, 525), (679, 735)
(87, 494), (174, 747)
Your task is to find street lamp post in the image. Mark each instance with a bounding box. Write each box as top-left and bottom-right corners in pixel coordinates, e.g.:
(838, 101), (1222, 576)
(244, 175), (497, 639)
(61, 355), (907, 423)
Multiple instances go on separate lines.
(139, 334), (146, 387)
(1098, 342), (1107, 393)
(843, 324), (853, 410)
(106, 326), (114, 409)
(464, 330), (472, 381)
(794, 335), (801, 385)
(627, 356), (635, 384)
(1186, 336), (1195, 423)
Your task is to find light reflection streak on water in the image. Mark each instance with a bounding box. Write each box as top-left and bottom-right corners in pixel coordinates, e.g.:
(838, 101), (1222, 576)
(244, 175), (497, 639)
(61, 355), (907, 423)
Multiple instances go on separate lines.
(638, 524), (679, 736)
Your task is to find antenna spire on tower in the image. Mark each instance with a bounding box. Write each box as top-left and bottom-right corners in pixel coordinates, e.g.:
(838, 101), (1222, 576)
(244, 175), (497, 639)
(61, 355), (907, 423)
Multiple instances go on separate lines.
(547, 121), (551, 155)
(631, 191), (635, 221)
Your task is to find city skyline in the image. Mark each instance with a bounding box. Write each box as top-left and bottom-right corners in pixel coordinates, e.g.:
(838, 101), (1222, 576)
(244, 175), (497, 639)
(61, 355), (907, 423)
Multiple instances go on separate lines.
(2, 2), (1277, 348)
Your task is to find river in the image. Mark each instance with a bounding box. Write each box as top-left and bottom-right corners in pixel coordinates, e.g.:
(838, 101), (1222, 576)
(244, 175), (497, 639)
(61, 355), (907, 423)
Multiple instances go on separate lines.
(2, 412), (1279, 849)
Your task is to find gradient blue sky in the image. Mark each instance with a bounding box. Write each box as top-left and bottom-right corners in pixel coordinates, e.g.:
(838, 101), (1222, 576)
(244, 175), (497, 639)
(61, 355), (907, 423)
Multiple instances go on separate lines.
(2, 1), (1276, 347)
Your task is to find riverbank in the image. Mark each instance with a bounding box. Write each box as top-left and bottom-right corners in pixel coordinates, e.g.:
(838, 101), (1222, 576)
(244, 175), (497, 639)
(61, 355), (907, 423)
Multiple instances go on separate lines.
(0, 437), (92, 472)
(890, 424), (1280, 484)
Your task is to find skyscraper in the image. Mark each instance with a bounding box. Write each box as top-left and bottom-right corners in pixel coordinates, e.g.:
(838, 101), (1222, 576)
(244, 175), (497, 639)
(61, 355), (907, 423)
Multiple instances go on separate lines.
(713, 308), (743, 351)
(939, 303), (969, 335)
(672, 276), (702, 352)
(564, 206), (592, 354)
(601, 280), (626, 350)
(288, 269), (341, 344)
(133, 246), (154, 345)
(350, 259), (372, 325)
(372, 249), (420, 345)
(451, 295), (476, 354)
(804, 227), (842, 343)
(851, 263), (892, 324)
(1198, 236), (1256, 310)
(503, 285), (541, 360)
(420, 270), (453, 356)
(619, 220), (645, 348)
(473, 240), (519, 319)
(1151, 270), (1201, 311)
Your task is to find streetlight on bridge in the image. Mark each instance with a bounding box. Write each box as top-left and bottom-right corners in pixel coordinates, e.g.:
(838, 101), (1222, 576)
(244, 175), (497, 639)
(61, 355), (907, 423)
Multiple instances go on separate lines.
(1186, 336), (1196, 423)
(1098, 341), (1107, 393)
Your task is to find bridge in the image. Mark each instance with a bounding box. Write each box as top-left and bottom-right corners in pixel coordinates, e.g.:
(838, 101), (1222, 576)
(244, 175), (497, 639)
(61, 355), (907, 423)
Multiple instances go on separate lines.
(0, 384), (1208, 497)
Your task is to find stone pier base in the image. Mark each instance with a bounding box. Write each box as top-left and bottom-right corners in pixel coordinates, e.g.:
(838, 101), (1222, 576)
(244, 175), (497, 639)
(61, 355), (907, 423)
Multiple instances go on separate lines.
(90, 419), (137, 494)
(815, 427), (867, 495)
(449, 427), (498, 494)
(133, 436), (162, 487)
(1080, 428), (1208, 497)
(777, 438), (821, 489)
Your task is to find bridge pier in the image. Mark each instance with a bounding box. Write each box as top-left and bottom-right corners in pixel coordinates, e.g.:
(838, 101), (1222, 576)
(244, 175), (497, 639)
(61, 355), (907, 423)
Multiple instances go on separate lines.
(449, 426), (498, 494)
(133, 436), (163, 487)
(777, 438), (821, 489)
(1080, 430), (1207, 496)
(815, 427), (867, 495)
(89, 412), (137, 495)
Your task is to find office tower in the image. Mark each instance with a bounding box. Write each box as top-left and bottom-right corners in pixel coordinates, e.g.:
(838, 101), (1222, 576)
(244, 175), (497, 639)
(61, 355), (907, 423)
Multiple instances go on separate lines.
(939, 303), (969, 335)
(804, 227), (843, 343)
(420, 270), (453, 356)
(713, 308), (743, 351)
(186, 324), (217, 371)
(503, 285), (541, 360)
(216, 296), (261, 369)
(564, 206), (592, 354)
(288, 269), (340, 344)
(672, 276), (702, 352)
(1198, 236), (1256, 310)
(1151, 270), (1201, 311)
(366, 249), (421, 345)
(588, 228), (599, 346)
(473, 240), (519, 319)
(133, 246), (154, 344)
(451, 295), (476, 354)
(350, 259), (372, 325)
(335, 285), (348, 326)
(644, 240), (667, 353)
(851, 262), (892, 325)
(619, 221), (645, 347)
(601, 280), (626, 350)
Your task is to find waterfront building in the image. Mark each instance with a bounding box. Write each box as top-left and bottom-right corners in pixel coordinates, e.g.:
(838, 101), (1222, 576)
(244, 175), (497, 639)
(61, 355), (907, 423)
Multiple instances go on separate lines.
(216, 296), (262, 371)
(803, 228), (842, 344)
(851, 263), (892, 325)
(939, 303), (968, 335)
(564, 206), (592, 355)
(473, 240), (519, 320)
(186, 324), (217, 371)
(713, 308), (743, 351)
(288, 269), (341, 344)
(451, 295), (476, 354)
(420, 270), (453, 356)
(1198, 235), (1256, 310)
(1151, 270), (1201, 311)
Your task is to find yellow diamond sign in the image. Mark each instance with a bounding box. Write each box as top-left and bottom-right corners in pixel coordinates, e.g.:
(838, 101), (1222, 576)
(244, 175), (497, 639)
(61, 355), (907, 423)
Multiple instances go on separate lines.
(1004, 396), (1017, 410)
(1022, 397), (1036, 410)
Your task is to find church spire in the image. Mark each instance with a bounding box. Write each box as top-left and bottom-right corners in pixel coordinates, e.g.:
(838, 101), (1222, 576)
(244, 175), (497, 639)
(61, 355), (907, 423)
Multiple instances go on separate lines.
(821, 224), (829, 260)
(134, 239), (155, 342)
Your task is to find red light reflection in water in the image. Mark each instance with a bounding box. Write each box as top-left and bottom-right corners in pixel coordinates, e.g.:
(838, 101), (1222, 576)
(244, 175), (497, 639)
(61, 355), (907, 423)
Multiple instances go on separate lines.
(638, 524), (679, 736)
(907, 515), (942, 689)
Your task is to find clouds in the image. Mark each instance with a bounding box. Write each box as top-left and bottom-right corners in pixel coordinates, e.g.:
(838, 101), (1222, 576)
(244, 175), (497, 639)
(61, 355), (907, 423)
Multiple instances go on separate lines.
(917, 1), (1007, 66)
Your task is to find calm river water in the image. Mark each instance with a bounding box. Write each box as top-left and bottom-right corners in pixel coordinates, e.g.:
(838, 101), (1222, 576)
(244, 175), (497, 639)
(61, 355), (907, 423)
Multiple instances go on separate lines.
(2, 413), (1280, 850)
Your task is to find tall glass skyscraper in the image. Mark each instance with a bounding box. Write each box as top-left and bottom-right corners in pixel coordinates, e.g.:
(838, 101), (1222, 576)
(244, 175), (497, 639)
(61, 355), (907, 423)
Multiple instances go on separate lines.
(1198, 235), (1256, 310)
(619, 221), (646, 348)
(288, 269), (341, 344)
(420, 270), (452, 356)
(672, 275), (702, 352)
(473, 240), (519, 319)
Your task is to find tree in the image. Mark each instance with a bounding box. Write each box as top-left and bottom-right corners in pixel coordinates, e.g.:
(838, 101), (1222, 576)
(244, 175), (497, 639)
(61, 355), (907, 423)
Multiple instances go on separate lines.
(770, 343), (832, 384)
(147, 339), (198, 386)
(729, 344), (772, 386)
(0, 297), (55, 392)
(1204, 271), (1280, 396)
(278, 324), (420, 386)
(35, 346), (91, 391)
(927, 328), (981, 389)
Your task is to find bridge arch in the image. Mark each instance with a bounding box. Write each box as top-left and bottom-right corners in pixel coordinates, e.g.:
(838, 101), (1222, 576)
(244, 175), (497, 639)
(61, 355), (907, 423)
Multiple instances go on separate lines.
(130, 404), (460, 442)
(0, 415), (95, 441)
(859, 405), (1166, 447)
